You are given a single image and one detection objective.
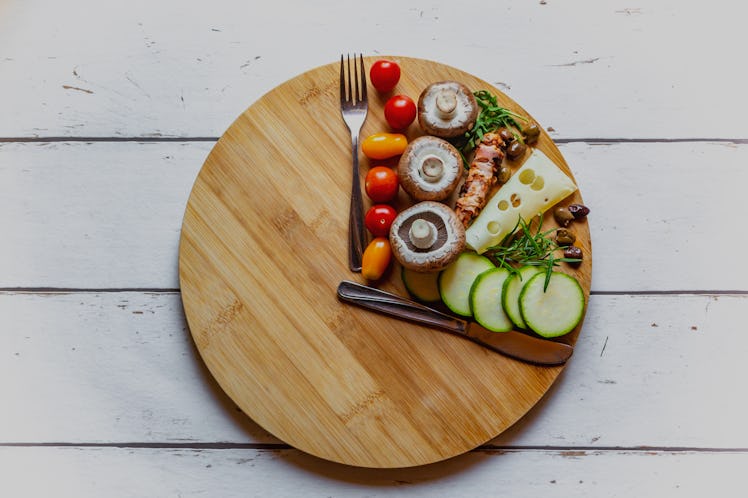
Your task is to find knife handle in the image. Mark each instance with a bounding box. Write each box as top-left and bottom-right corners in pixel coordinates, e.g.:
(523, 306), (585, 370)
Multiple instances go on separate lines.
(337, 280), (467, 333)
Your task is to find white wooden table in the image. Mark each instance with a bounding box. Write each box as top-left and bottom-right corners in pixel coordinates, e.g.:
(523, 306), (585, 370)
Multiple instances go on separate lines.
(2, 0), (747, 496)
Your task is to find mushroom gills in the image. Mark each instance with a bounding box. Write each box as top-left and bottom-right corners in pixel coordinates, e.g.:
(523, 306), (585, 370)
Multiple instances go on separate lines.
(397, 211), (448, 252)
(388, 201), (466, 272)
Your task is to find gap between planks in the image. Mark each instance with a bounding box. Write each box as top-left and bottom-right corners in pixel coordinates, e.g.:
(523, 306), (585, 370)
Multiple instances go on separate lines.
(1, 137), (748, 144)
(1, 288), (747, 296)
(0, 442), (748, 456)
(0, 442), (746, 454)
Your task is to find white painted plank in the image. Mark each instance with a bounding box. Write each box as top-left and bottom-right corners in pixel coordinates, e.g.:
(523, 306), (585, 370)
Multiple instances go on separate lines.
(1, 292), (746, 450)
(1, 141), (745, 290)
(0, 141), (208, 288)
(0, 0), (746, 139)
(564, 140), (748, 292)
(0, 291), (271, 444)
(497, 292), (748, 449)
(0, 447), (745, 497)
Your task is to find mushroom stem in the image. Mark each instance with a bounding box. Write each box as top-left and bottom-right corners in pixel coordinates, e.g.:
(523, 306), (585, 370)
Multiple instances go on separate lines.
(409, 219), (438, 249)
(419, 155), (444, 183)
(435, 90), (458, 118)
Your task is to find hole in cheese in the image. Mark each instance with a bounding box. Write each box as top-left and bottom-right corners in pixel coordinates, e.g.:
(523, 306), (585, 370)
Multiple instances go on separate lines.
(519, 169), (536, 185)
(498, 199), (509, 211)
(487, 221), (501, 234)
(510, 193), (521, 208)
(531, 176), (545, 191)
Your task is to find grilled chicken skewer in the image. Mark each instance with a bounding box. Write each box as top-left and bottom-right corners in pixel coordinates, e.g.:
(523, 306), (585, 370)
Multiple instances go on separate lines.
(455, 132), (508, 227)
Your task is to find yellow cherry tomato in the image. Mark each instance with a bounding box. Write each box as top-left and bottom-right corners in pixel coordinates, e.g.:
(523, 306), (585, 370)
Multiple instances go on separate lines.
(361, 237), (392, 280)
(361, 133), (408, 160)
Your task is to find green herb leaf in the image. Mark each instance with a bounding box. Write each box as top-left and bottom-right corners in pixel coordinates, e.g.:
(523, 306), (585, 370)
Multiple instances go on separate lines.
(456, 90), (528, 168)
(484, 214), (575, 292)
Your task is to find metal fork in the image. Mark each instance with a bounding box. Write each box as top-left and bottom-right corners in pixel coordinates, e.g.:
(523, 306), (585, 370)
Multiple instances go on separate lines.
(339, 54), (368, 272)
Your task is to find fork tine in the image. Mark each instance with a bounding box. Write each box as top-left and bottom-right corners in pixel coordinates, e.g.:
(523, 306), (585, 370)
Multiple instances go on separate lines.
(359, 54), (367, 104)
(346, 54), (353, 103)
(353, 53), (360, 103)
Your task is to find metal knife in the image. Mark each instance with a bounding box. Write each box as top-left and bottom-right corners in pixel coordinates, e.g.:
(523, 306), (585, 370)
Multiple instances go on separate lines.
(336, 280), (573, 366)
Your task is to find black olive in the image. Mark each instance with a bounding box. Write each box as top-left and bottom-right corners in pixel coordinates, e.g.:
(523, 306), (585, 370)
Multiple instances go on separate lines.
(568, 204), (590, 219)
(564, 246), (583, 261)
(497, 127), (514, 144)
(506, 140), (527, 159)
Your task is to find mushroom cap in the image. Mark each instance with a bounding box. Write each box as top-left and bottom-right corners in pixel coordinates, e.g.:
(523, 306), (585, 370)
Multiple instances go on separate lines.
(417, 81), (479, 138)
(398, 136), (463, 202)
(389, 201), (466, 272)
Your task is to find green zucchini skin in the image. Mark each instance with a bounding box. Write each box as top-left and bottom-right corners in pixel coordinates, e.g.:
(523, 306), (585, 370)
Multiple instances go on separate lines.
(401, 267), (441, 303)
(519, 272), (585, 338)
(470, 268), (514, 332)
(501, 265), (544, 330)
(438, 253), (494, 317)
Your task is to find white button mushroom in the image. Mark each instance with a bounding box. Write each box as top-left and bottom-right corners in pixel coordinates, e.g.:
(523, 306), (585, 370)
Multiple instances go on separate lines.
(389, 201), (466, 272)
(417, 81), (479, 138)
(398, 136), (463, 202)
(435, 90), (458, 118)
(419, 155), (444, 183)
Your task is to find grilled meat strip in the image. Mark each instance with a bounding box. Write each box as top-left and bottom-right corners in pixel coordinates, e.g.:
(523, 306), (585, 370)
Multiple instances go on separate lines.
(455, 132), (506, 227)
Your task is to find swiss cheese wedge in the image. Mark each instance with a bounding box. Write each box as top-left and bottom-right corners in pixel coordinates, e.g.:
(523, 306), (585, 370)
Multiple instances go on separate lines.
(465, 149), (577, 254)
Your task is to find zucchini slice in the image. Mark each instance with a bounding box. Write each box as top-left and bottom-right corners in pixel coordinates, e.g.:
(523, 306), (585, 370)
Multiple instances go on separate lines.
(501, 265), (544, 329)
(519, 271), (585, 338)
(470, 268), (514, 332)
(438, 253), (494, 316)
(402, 267), (441, 303)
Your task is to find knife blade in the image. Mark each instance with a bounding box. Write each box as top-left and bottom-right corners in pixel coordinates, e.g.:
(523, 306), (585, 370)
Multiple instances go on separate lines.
(336, 280), (573, 366)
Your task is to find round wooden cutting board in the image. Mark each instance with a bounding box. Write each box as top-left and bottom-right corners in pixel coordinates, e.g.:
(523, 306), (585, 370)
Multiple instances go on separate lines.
(178, 56), (591, 468)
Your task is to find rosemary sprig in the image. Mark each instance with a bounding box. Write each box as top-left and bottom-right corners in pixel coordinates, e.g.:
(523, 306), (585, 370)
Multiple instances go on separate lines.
(484, 214), (581, 291)
(456, 90), (527, 166)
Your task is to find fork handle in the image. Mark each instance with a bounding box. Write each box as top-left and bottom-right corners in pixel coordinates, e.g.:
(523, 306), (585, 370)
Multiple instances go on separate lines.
(348, 135), (365, 272)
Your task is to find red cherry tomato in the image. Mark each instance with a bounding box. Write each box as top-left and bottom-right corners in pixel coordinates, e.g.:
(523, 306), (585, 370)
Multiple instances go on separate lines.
(364, 204), (397, 237)
(365, 166), (399, 203)
(384, 95), (416, 130)
(369, 60), (401, 93)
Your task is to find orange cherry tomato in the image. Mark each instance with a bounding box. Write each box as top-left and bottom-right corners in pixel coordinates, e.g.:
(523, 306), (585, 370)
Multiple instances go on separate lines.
(361, 133), (408, 160)
(361, 237), (392, 281)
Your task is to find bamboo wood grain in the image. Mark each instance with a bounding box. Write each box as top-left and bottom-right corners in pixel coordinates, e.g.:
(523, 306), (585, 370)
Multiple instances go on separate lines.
(178, 56), (591, 468)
